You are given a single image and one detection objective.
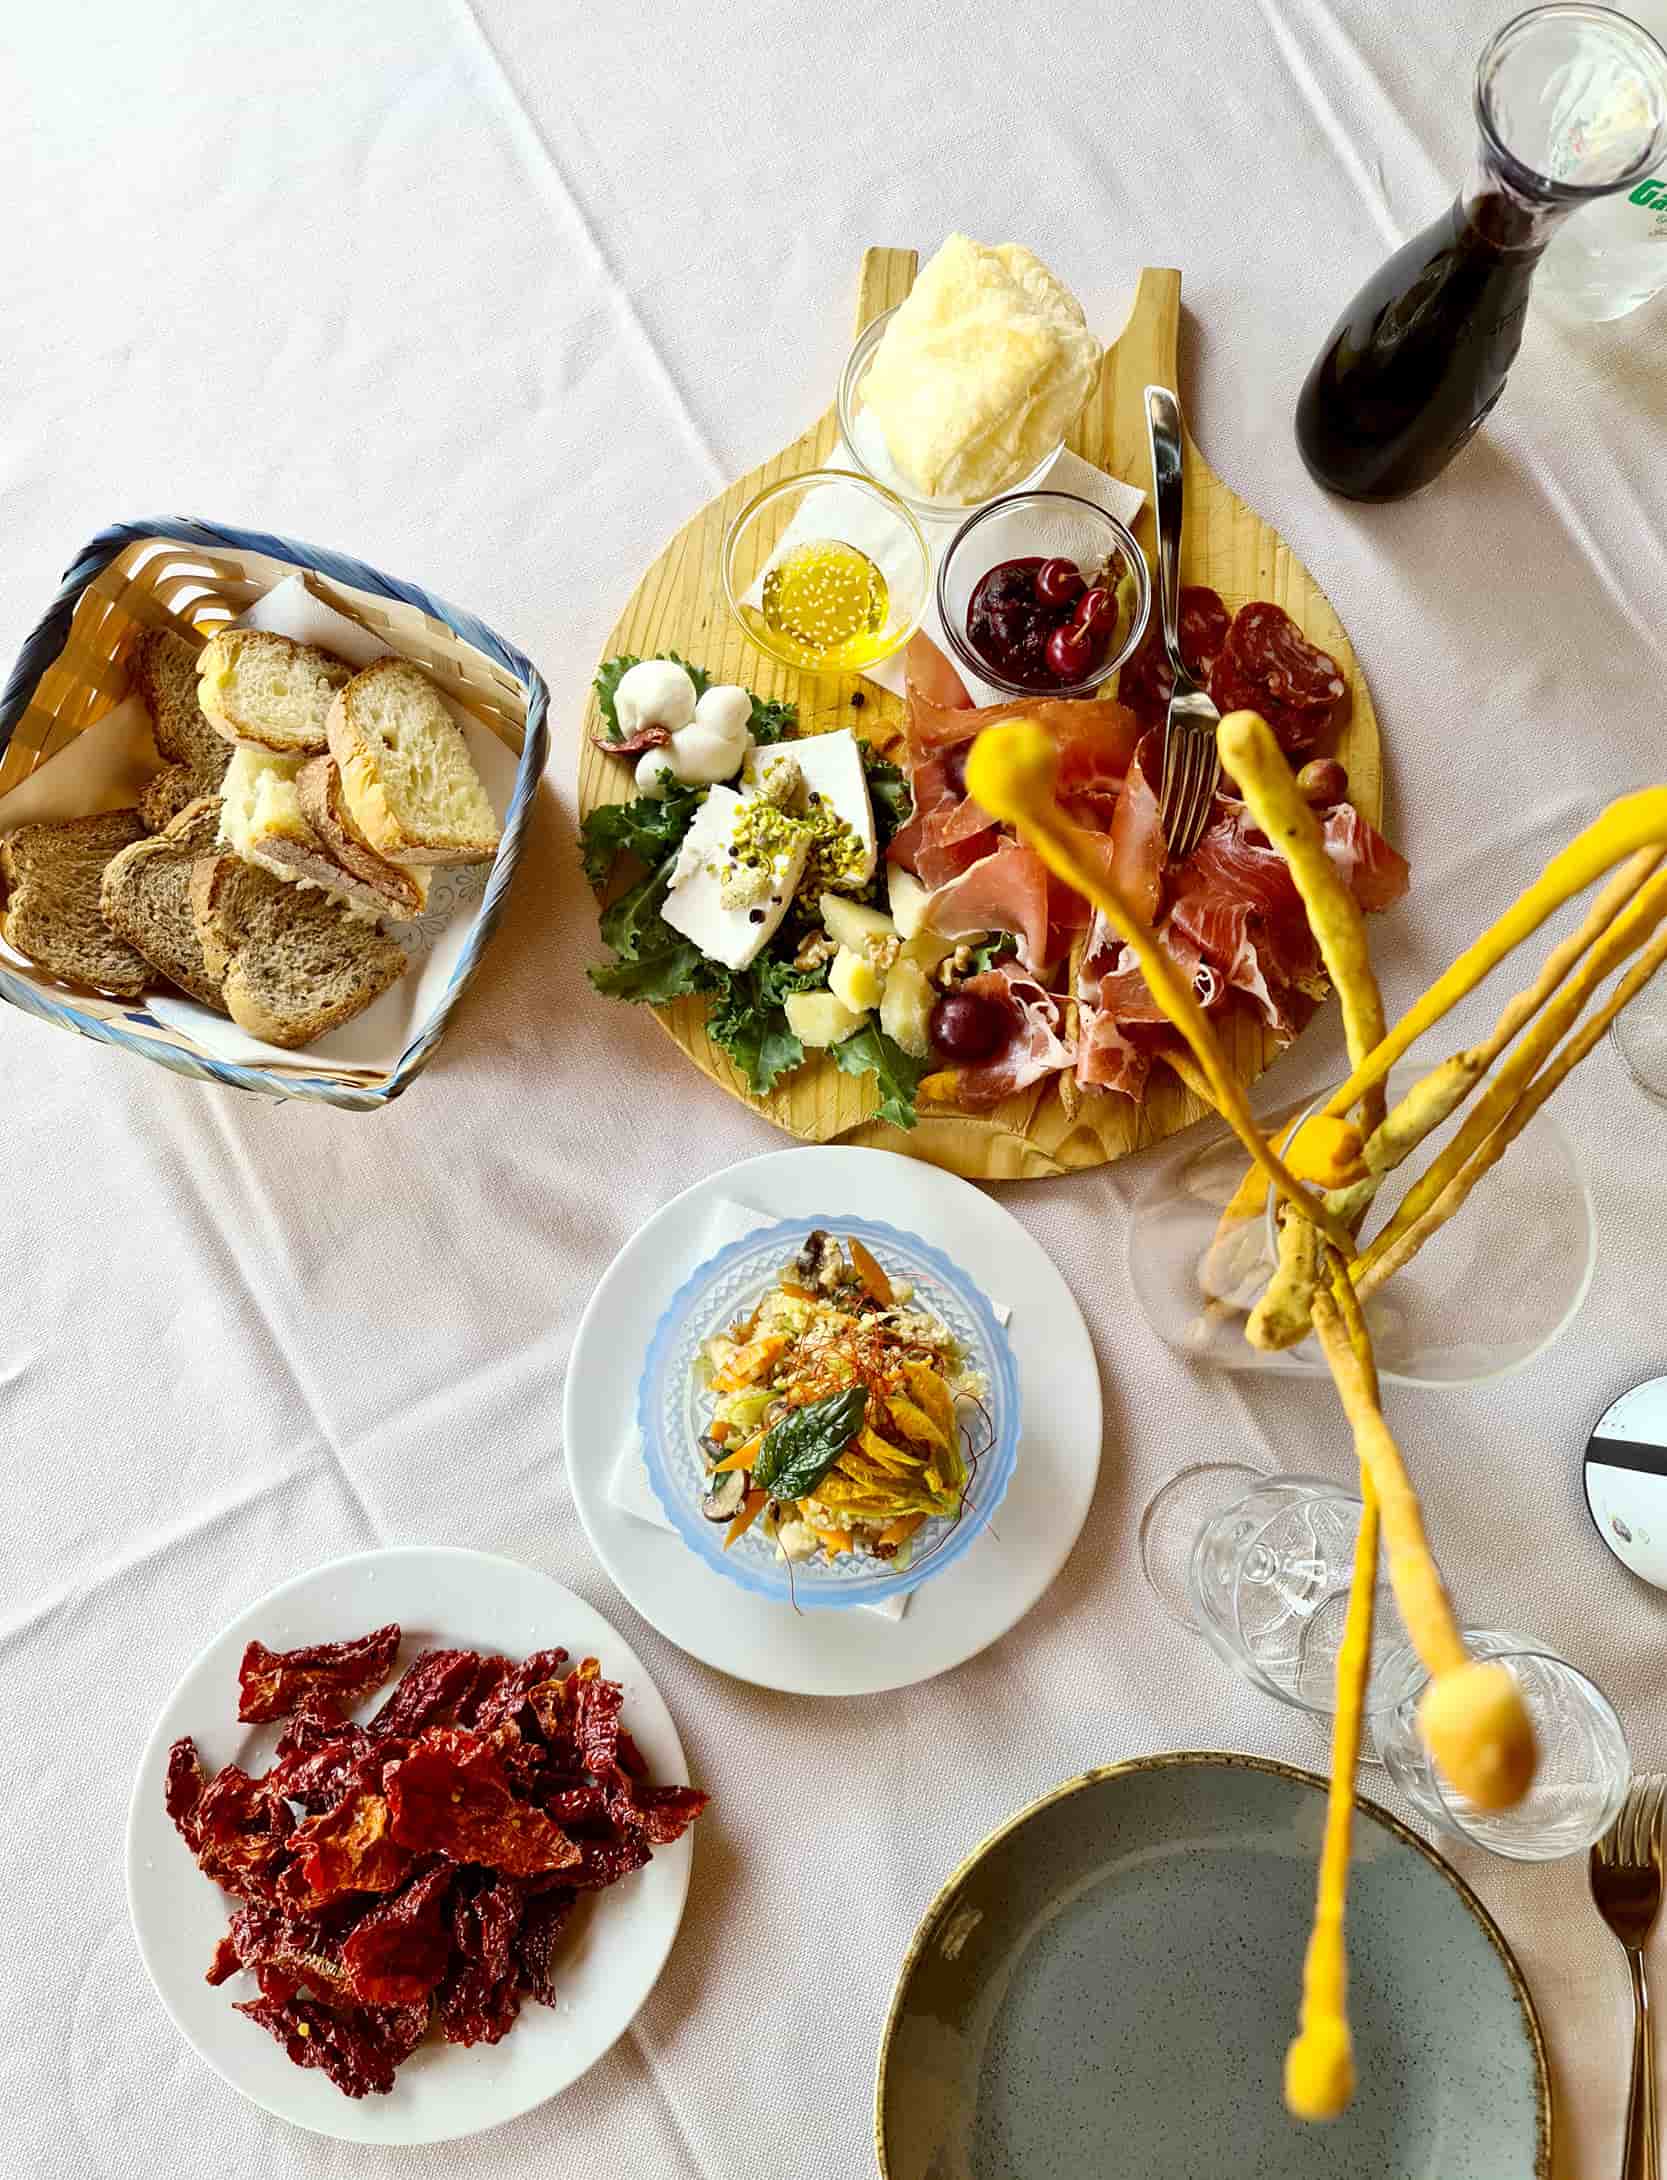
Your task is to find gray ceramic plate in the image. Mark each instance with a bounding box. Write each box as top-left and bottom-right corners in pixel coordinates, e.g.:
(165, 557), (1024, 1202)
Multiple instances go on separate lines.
(877, 1754), (1550, 2180)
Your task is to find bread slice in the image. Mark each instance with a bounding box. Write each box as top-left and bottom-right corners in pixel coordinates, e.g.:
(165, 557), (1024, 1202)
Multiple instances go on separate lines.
(139, 763), (202, 834)
(197, 629), (351, 757)
(190, 854), (408, 1048)
(1, 809), (150, 994)
(100, 799), (230, 1009)
(218, 747), (426, 920)
(296, 756), (428, 918)
(133, 627), (232, 789)
(327, 658), (501, 865)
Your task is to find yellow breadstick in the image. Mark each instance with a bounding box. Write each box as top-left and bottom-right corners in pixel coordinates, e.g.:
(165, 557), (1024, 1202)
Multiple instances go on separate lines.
(1320, 788), (1667, 1125)
(1217, 711), (1388, 1132)
(966, 720), (1354, 1255)
(1285, 1269), (1380, 2122)
(1247, 1210), (1320, 1351)
(1357, 863), (1667, 1284)
(1311, 1288), (1536, 1812)
(1358, 917), (1667, 1301)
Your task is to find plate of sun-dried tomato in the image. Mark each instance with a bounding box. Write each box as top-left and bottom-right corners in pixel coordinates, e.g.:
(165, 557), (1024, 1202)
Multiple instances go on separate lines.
(125, 1545), (709, 2144)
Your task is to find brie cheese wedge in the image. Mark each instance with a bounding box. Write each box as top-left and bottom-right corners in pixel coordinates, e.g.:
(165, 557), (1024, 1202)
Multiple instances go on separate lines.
(661, 785), (809, 972)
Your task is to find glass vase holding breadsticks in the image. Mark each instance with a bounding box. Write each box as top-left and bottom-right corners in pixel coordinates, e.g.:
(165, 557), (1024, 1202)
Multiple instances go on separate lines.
(1126, 1062), (1595, 1388)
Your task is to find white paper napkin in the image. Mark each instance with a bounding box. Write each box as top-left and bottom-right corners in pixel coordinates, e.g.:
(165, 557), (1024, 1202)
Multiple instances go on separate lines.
(743, 417), (1145, 707)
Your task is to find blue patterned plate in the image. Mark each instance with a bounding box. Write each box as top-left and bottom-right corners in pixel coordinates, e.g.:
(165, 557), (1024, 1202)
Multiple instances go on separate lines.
(878, 1753), (1550, 2179)
(637, 1216), (1021, 1611)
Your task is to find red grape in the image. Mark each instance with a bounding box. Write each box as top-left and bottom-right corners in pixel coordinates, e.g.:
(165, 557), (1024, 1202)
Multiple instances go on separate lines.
(1034, 557), (1085, 609)
(1296, 758), (1349, 806)
(1044, 622), (1095, 680)
(929, 990), (1008, 1064)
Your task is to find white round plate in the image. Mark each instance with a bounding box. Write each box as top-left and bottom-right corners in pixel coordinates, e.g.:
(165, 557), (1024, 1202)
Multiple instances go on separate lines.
(565, 1147), (1102, 1695)
(125, 1546), (697, 2146)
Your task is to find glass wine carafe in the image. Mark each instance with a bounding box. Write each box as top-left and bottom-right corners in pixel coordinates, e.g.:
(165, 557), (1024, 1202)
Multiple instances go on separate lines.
(1296, 4), (1667, 501)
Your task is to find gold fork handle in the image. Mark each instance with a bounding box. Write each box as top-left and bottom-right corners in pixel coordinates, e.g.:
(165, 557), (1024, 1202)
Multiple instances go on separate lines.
(1623, 1947), (1658, 2180)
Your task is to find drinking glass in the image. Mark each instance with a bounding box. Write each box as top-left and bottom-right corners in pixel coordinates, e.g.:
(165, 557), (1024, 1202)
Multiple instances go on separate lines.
(1612, 974), (1667, 1105)
(1125, 1063), (1595, 1387)
(1374, 1628), (1632, 1860)
(1141, 1469), (1401, 1718)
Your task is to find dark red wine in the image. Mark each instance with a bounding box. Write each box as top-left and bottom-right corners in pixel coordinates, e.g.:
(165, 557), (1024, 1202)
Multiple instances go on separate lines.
(1295, 191), (1544, 502)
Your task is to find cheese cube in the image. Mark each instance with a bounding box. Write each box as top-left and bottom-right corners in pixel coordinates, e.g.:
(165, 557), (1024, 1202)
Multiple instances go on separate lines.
(661, 786), (808, 972)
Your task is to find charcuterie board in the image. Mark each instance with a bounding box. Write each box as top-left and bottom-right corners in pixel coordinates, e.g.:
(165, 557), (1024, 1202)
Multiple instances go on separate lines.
(577, 250), (1383, 1181)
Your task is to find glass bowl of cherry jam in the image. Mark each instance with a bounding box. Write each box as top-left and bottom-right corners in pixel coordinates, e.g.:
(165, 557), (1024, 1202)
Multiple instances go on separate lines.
(936, 490), (1151, 698)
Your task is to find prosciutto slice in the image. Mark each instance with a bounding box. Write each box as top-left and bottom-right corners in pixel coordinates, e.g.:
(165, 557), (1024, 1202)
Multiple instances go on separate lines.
(934, 962), (1076, 1110)
(1075, 914), (1223, 1098)
(1106, 731), (1166, 927)
(923, 840), (1053, 971)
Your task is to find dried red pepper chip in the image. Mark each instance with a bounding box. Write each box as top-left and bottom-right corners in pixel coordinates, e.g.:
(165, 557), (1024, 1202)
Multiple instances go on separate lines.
(165, 1737), (208, 1850)
(291, 1785), (413, 1902)
(192, 1766), (296, 1900)
(235, 1994), (428, 2099)
(367, 1648), (483, 1740)
(565, 1832), (651, 1892)
(512, 1887), (577, 2007)
(437, 1873), (524, 2047)
(340, 1864), (455, 2008)
(614, 1783), (710, 1847)
(237, 1624), (401, 1725)
(467, 1648), (570, 1735)
(210, 1899), (354, 2004)
(265, 1706), (379, 1813)
(387, 1729), (580, 1879)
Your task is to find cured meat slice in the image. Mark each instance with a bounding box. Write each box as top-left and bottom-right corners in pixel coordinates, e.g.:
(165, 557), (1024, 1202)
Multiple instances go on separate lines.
(904, 629), (973, 710)
(926, 962), (1075, 1109)
(1114, 585), (1229, 736)
(1075, 914), (1223, 1098)
(1209, 603), (1345, 758)
(1106, 731), (1166, 927)
(922, 839), (1052, 970)
(1321, 801), (1411, 913)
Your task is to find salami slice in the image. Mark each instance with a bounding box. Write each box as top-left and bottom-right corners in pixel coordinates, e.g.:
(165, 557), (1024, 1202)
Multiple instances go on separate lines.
(1116, 585), (1229, 735)
(1208, 651), (1326, 758)
(1210, 603), (1346, 757)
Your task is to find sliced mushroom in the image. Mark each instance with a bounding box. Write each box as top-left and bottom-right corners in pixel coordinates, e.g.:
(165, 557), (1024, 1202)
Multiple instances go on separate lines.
(794, 1229), (835, 1287)
(701, 1470), (749, 1522)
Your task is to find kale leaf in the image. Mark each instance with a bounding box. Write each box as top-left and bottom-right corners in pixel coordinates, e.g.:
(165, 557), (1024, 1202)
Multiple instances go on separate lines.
(587, 856), (710, 1005)
(830, 1024), (929, 1131)
(579, 782), (702, 886)
(863, 755), (911, 854)
(705, 955), (826, 1097)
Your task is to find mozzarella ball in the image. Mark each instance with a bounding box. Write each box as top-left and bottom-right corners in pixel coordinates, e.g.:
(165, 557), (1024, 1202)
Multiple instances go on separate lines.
(615, 658), (698, 737)
(670, 721), (754, 785)
(635, 745), (680, 797)
(692, 684), (754, 743)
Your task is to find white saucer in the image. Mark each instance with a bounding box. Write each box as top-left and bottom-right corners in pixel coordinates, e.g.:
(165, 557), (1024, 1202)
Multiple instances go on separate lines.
(564, 1148), (1101, 1695)
(126, 1546), (697, 2145)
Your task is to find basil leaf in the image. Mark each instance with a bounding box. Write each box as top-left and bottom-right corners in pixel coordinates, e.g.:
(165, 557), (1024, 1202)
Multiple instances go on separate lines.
(593, 652), (714, 741)
(830, 1024), (928, 1131)
(579, 783), (702, 885)
(754, 1386), (869, 1501)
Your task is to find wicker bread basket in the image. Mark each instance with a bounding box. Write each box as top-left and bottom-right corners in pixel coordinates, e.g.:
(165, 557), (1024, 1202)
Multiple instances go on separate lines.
(0, 518), (548, 1108)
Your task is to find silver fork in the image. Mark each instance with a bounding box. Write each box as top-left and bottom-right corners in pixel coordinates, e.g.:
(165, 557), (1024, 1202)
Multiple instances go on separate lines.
(1145, 384), (1220, 862)
(1592, 1773), (1666, 2180)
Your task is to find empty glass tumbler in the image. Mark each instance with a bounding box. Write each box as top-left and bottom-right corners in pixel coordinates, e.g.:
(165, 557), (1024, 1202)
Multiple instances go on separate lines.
(1375, 1628), (1632, 1859)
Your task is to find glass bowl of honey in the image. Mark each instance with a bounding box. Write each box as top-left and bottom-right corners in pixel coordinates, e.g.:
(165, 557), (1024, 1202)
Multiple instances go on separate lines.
(721, 469), (930, 677)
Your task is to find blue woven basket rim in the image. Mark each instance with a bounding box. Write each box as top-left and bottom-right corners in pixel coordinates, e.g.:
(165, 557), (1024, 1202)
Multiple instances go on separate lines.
(635, 1214), (1022, 1611)
(0, 516), (550, 1107)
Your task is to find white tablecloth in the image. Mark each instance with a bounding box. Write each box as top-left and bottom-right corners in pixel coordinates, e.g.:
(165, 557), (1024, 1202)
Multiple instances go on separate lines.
(4, 3), (1665, 2174)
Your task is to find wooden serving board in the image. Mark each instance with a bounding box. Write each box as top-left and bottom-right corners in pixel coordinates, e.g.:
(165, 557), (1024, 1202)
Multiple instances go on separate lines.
(578, 251), (1383, 1181)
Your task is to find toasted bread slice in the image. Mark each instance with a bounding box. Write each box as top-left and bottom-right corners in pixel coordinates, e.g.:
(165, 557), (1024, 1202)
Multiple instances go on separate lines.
(133, 627), (232, 789)
(139, 763), (202, 834)
(99, 799), (230, 1009)
(1, 809), (150, 994)
(190, 854), (407, 1048)
(197, 629), (351, 757)
(217, 748), (426, 920)
(296, 756), (428, 918)
(327, 658), (501, 865)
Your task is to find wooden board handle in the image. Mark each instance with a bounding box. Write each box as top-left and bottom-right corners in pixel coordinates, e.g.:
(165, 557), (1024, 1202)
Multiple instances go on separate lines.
(856, 248), (920, 336)
(1104, 267), (1183, 501)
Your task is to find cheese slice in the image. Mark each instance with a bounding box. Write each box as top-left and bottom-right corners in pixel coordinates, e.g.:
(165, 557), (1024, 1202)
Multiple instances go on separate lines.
(785, 730), (876, 887)
(661, 785), (809, 972)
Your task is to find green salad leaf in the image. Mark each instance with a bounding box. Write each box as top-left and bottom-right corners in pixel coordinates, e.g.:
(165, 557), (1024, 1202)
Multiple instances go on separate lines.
(863, 755), (911, 852)
(968, 933), (1019, 974)
(705, 955), (826, 1097)
(587, 857), (709, 1004)
(579, 782), (702, 886)
(754, 1385), (869, 1500)
(830, 1024), (929, 1131)
(747, 693), (796, 746)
